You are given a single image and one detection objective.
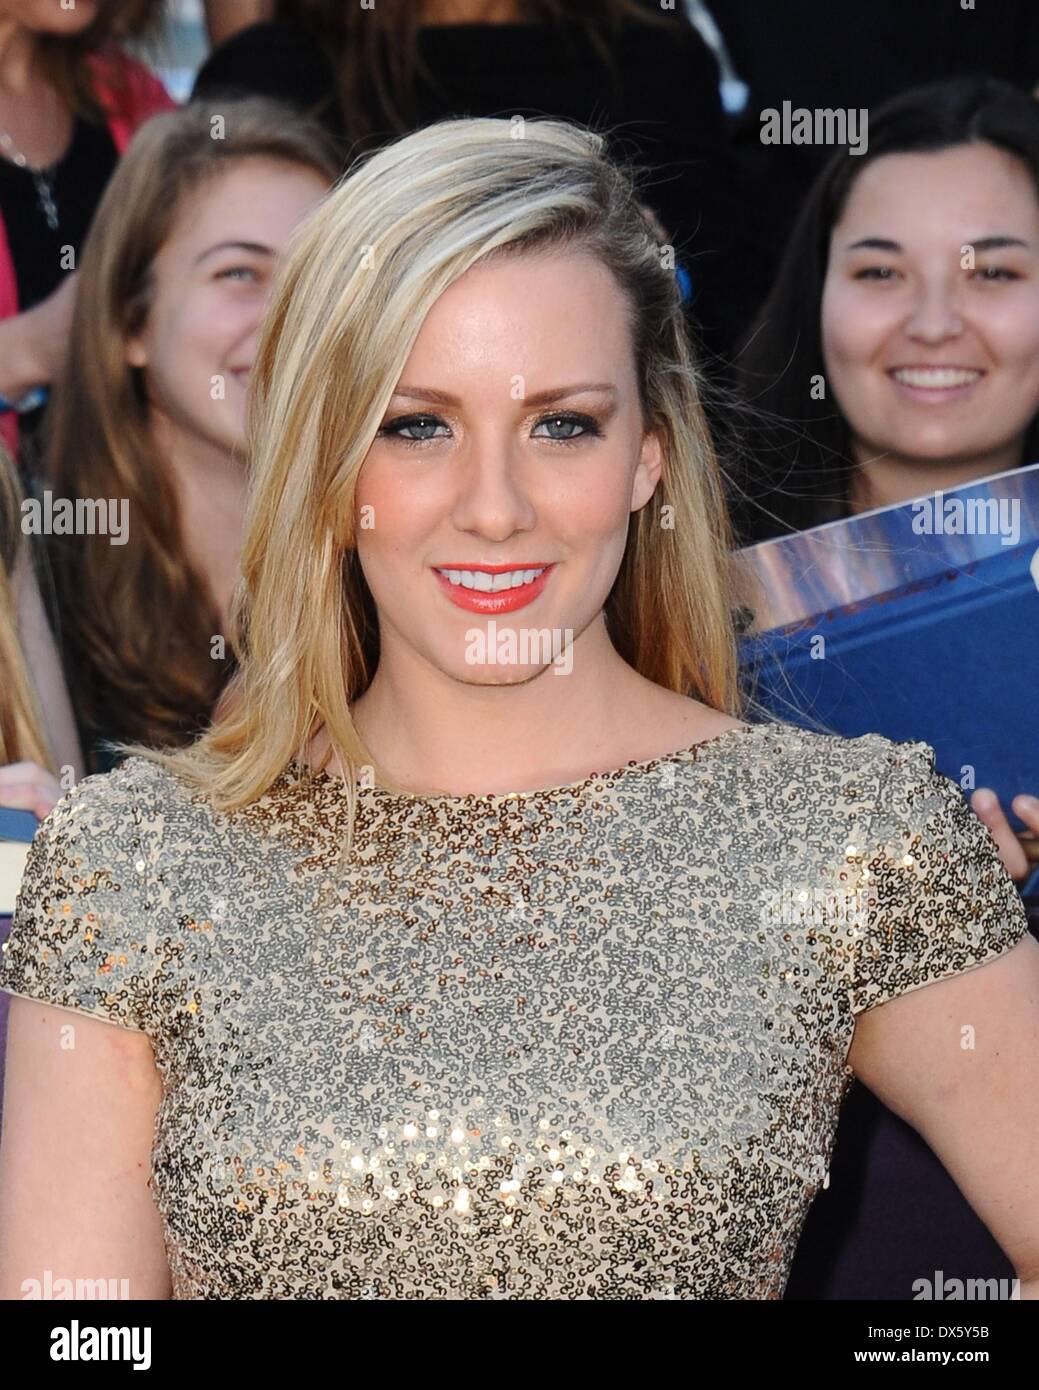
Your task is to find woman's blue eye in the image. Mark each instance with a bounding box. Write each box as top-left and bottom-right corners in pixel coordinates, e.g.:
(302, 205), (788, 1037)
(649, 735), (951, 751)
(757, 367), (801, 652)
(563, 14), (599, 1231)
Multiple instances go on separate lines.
(217, 266), (259, 282)
(379, 414), (448, 442)
(377, 413), (602, 445)
(532, 413), (601, 441)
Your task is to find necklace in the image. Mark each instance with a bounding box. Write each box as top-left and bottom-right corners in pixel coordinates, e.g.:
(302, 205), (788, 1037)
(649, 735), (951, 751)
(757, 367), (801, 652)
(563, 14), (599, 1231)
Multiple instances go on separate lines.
(0, 126), (59, 231)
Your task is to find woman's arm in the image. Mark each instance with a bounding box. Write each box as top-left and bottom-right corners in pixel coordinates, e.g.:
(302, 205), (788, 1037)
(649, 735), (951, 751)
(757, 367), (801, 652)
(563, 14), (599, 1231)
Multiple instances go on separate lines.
(848, 932), (1039, 1293)
(0, 997), (171, 1299)
(0, 274), (78, 400)
(0, 311), (44, 401)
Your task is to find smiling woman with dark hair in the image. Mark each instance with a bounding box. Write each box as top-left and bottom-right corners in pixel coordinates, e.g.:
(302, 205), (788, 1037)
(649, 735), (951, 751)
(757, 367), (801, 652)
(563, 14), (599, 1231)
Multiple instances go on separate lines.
(735, 77), (1039, 544)
(734, 76), (1039, 1302)
(0, 116), (1037, 1302)
(735, 76), (1039, 868)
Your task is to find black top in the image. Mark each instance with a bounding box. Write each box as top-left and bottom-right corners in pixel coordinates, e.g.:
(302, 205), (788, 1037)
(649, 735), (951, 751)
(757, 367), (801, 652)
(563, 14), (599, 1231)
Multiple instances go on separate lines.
(193, 17), (759, 357)
(714, 0), (1039, 116)
(0, 116), (118, 467)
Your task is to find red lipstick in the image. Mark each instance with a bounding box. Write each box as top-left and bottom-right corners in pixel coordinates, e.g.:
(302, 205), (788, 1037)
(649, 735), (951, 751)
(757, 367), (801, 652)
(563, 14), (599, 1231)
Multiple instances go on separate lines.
(432, 563), (555, 615)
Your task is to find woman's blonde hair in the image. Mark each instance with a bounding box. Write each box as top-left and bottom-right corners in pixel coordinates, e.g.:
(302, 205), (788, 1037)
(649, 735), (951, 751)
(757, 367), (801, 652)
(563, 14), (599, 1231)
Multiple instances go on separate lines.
(43, 97), (341, 759)
(0, 444), (55, 771)
(119, 115), (741, 852)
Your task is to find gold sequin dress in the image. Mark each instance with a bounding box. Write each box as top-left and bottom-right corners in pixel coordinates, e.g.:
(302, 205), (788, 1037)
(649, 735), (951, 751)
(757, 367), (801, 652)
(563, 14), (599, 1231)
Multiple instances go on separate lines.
(0, 722), (1028, 1299)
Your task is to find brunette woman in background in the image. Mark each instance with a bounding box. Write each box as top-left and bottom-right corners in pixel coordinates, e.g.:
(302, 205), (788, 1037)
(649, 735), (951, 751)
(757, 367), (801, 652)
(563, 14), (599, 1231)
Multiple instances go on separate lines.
(735, 77), (1039, 1301)
(42, 97), (337, 771)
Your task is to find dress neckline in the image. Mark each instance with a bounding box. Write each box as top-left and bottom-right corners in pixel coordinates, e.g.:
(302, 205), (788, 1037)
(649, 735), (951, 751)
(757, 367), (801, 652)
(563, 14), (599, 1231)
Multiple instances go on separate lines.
(286, 720), (776, 808)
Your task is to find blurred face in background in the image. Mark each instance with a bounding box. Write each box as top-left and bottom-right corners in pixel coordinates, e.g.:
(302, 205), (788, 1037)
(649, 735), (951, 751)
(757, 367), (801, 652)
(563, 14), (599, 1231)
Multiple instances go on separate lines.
(125, 156), (329, 462)
(0, 0), (99, 33)
(821, 142), (1039, 484)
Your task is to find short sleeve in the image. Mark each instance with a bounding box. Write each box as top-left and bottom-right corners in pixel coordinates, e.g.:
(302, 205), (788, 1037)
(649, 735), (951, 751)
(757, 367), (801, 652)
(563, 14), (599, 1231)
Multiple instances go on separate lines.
(0, 769), (156, 1034)
(848, 739), (1030, 1015)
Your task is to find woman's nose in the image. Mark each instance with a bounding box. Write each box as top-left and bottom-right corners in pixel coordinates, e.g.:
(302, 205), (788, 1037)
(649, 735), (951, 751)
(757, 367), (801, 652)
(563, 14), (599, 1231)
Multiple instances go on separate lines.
(903, 282), (965, 343)
(450, 441), (537, 540)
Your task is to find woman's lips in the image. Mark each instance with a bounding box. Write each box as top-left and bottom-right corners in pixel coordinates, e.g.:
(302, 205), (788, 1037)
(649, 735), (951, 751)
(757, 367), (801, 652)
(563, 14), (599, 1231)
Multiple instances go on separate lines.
(433, 564), (555, 614)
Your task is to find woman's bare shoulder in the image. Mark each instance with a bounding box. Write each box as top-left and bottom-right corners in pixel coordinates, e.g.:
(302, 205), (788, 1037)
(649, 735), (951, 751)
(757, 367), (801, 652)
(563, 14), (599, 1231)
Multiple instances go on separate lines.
(644, 694), (748, 748)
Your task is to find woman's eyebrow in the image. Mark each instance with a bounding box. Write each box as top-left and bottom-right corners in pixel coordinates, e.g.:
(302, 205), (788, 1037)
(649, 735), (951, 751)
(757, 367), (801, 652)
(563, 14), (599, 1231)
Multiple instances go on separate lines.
(843, 237), (902, 253)
(843, 235), (1032, 253)
(391, 383), (619, 406)
(969, 236), (1032, 251)
(193, 240), (275, 266)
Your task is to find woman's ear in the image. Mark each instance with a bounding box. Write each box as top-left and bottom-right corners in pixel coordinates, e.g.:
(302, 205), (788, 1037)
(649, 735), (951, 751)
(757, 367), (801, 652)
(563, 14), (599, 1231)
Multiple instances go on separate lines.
(124, 330), (149, 369)
(631, 427), (664, 512)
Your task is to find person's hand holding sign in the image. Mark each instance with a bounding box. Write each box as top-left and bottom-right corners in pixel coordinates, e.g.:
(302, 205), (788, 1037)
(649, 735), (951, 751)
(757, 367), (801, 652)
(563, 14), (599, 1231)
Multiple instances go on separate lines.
(972, 788), (1039, 882)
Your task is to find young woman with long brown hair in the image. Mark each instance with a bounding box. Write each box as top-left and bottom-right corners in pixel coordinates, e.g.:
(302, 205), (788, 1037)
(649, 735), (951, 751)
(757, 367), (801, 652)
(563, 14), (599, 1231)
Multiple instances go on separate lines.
(41, 96), (338, 772)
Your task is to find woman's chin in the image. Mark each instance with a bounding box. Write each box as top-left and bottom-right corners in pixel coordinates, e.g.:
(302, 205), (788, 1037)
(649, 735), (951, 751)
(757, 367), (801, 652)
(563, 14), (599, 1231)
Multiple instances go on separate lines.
(452, 664), (546, 687)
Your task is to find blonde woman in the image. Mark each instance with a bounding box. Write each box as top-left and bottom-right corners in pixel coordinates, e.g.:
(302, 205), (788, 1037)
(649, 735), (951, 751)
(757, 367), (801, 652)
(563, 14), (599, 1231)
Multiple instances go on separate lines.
(0, 117), (1037, 1301)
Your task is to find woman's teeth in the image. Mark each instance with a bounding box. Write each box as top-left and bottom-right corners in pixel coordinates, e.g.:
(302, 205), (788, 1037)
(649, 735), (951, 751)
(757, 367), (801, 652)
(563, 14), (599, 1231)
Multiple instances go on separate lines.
(437, 568), (545, 592)
(892, 367), (981, 388)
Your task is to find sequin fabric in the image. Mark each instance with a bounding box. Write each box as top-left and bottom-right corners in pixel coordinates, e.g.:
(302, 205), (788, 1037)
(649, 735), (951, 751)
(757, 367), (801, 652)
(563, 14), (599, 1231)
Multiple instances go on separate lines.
(0, 721), (1028, 1299)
